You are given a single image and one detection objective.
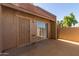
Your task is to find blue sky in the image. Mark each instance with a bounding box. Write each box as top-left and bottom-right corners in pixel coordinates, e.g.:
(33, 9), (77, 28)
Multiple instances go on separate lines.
(33, 3), (79, 22)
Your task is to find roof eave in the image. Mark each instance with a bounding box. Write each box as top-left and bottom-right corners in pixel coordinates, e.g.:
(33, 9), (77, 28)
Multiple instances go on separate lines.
(1, 3), (56, 21)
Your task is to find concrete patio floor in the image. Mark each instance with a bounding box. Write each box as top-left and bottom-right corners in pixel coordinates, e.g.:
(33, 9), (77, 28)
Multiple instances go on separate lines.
(4, 39), (79, 56)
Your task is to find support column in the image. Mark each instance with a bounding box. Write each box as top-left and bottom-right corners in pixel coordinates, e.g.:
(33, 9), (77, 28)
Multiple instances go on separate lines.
(50, 20), (57, 40)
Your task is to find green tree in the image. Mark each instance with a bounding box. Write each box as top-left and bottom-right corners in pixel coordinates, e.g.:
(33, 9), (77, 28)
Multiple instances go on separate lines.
(62, 12), (78, 27)
(70, 13), (78, 26)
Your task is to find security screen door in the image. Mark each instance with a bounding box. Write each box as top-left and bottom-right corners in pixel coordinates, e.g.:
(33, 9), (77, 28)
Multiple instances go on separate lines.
(36, 21), (48, 38)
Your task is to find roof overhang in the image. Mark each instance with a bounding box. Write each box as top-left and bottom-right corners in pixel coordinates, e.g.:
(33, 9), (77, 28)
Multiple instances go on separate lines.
(0, 3), (56, 22)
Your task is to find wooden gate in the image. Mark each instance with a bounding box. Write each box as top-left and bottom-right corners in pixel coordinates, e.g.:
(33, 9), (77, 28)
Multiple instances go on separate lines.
(16, 15), (30, 48)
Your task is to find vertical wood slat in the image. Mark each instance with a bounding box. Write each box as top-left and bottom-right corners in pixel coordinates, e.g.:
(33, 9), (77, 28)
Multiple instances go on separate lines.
(2, 7), (17, 50)
(2, 7), (30, 49)
(17, 15), (30, 47)
(0, 5), (3, 52)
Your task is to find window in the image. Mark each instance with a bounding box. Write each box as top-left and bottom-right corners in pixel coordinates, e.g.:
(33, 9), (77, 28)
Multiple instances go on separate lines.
(36, 21), (48, 38)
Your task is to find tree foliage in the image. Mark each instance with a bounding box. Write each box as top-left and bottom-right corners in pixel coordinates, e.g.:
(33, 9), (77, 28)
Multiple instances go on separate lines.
(59, 12), (78, 28)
